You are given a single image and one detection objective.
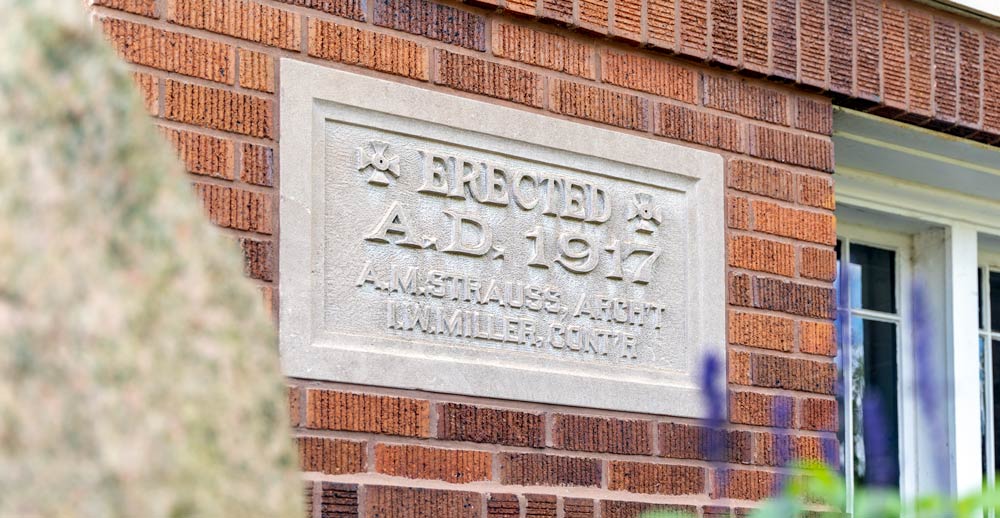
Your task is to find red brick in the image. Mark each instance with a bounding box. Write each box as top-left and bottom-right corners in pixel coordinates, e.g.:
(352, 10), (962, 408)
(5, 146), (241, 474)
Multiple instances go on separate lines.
(959, 28), (983, 127)
(710, 0), (738, 66)
(260, 285), (275, 318)
(647, 0), (676, 49)
(436, 50), (544, 108)
(984, 35), (1000, 133)
(909, 10), (934, 116)
(750, 275), (836, 319)
(93, 0), (156, 17)
(798, 0), (826, 88)
(289, 386), (301, 427)
(801, 246), (836, 282)
(487, 493), (520, 517)
(659, 422), (752, 463)
(749, 353), (836, 394)
(729, 235), (796, 277)
(131, 72), (159, 116)
(704, 506), (732, 518)
(499, 453), (601, 487)
(275, 0), (365, 20)
(159, 127), (235, 180)
(238, 48), (274, 93)
(828, 0), (854, 95)
(729, 350), (751, 384)
(729, 273), (752, 307)
(167, 0), (300, 50)
(551, 414), (652, 455)
(601, 501), (697, 518)
(797, 173), (834, 209)
(540, 0), (573, 23)
(800, 397), (839, 431)
(771, 0), (797, 80)
(742, 0), (769, 74)
(704, 75), (788, 125)
(525, 494), (557, 517)
(375, 444), (491, 483)
(728, 159), (793, 201)
(320, 482), (359, 517)
(564, 498), (594, 518)
(165, 80), (272, 138)
(374, 0), (486, 51)
(729, 390), (795, 427)
(550, 80), (648, 131)
(855, 0), (881, 100)
(607, 461), (705, 495)
(752, 200), (835, 245)
(493, 24), (594, 79)
(365, 486), (482, 518)
(298, 436), (366, 475)
(749, 126), (833, 172)
(506, 0), (538, 16)
(679, 0), (709, 58)
(305, 389), (431, 437)
(240, 237), (273, 281)
(241, 143), (274, 187)
(601, 50), (697, 103)
(934, 19), (959, 122)
(103, 18), (234, 84)
(795, 97), (833, 135)
(712, 468), (781, 500)
(882, 1), (907, 109)
(613, 0), (642, 41)
(308, 20), (428, 81)
(729, 312), (794, 352)
(655, 103), (743, 152)
(727, 196), (751, 231)
(579, 0), (608, 30)
(800, 320), (836, 356)
(438, 403), (545, 448)
(193, 183), (273, 234)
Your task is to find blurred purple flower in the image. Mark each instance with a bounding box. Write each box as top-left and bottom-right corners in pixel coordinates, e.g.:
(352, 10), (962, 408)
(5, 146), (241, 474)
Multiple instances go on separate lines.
(911, 281), (948, 485)
(862, 391), (898, 488)
(699, 351), (729, 491)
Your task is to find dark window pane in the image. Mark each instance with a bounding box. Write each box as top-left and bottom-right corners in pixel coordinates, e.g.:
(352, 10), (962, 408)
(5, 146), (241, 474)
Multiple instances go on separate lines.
(850, 244), (896, 313)
(852, 317), (900, 488)
(980, 268), (985, 331)
(993, 339), (1000, 475)
(982, 337), (990, 476)
(991, 272), (1000, 332)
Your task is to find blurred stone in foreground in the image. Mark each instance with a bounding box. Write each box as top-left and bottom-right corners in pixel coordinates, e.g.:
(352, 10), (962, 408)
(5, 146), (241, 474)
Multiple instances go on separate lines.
(0, 1), (302, 516)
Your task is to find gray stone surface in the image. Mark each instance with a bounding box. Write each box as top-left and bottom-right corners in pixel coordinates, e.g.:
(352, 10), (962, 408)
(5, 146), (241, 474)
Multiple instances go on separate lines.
(279, 59), (725, 416)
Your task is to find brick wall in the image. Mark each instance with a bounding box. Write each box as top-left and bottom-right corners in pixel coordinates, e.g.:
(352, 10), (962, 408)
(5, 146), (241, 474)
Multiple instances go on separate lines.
(85, 0), (987, 514)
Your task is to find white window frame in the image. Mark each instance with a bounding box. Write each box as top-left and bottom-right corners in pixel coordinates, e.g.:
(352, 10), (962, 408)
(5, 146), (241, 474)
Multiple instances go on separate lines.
(979, 250), (1000, 512)
(837, 223), (917, 508)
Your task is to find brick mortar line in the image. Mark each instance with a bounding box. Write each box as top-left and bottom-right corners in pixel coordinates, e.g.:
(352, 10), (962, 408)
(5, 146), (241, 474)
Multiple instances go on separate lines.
(727, 227), (835, 248)
(155, 117), (276, 148)
(727, 343), (835, 362)
(729, 190), (836, 215)
(729, 267), (837, 289)
(189, 171), (275, 195)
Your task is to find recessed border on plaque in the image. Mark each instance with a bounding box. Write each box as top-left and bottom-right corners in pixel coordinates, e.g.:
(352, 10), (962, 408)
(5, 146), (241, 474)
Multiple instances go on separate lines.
(279, 59), (725, 417)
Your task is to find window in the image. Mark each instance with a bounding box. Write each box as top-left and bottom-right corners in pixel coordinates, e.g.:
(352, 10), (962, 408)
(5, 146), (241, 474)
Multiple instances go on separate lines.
(836, 225), (914, 507)
(980, 253), (1000, 513)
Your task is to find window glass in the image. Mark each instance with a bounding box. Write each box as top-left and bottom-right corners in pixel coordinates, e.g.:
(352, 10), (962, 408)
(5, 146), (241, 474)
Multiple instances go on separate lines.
(981, 268), (986, 331)
(993, 340), (1000, 475)
(850, 244), (897, 313)
(851, 316), (900, 487)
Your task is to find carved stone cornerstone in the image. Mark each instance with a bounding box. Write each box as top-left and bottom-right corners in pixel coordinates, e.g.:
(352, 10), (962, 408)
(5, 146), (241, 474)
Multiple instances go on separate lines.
(279, 60), (725, 416)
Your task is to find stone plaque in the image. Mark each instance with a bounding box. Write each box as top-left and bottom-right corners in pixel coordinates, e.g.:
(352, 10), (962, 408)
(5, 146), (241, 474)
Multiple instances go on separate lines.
(279, 60), (725, 416)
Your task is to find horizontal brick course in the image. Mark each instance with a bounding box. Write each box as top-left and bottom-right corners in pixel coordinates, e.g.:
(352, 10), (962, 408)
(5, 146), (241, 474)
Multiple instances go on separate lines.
(655, 103), (743, 152)
(607, 461), (705, 495)
(712, 468), (780, 500)
(729, 391), (795, 427)
(704, 75), (788, 125)
(551, 414), (652, 455)
(751, 200), (836, 245)
(659, 422), (752, 464)
(436, 50), (544, 108)
(102, 18), (234, 84)
(499, 453), (602, 487)
(374, 444), (492, 483)
(167, 0), (300, 50)
(305, 389), (431, 437)
(438, 403), (545, 447)
(601, 50), (697, 103)
(298, 436), (366, 475)
(494, 24), (594, 78)
(601, 501), (697, 518)
(748, 353), (837, 394)
(309, 20), (428, 80)
(164, 80), (272, 138)
(374, 0), (486, 50)
(365, 486), (482, 517)
(550, 80), (648, 131)
(728, 312), (794, 352)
